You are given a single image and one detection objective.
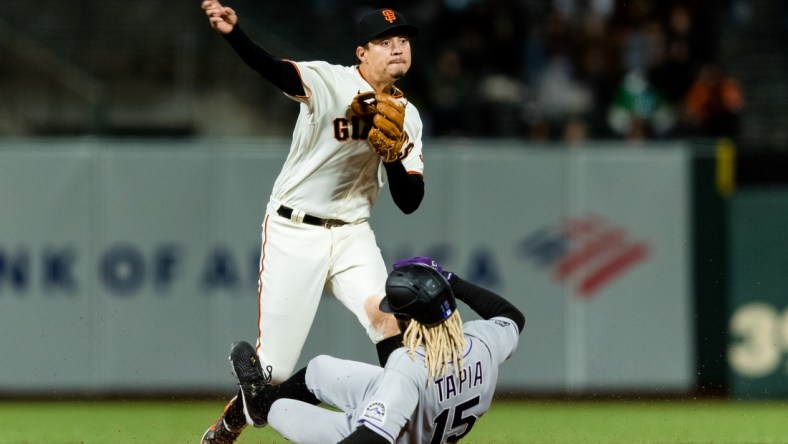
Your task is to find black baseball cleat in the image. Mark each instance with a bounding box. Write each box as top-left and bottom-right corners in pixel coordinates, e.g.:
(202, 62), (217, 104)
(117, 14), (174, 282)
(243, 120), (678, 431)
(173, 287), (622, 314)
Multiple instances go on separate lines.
(229, 340), (271, 428)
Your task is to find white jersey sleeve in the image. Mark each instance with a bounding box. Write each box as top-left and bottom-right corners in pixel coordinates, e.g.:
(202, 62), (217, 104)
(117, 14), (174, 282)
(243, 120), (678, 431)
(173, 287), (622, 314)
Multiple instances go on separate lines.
(398, 103), (424, 175)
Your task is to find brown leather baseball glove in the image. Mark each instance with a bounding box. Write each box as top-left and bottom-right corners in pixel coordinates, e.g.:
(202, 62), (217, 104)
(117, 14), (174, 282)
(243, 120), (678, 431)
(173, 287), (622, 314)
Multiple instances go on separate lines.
(351, 92), (407, 163)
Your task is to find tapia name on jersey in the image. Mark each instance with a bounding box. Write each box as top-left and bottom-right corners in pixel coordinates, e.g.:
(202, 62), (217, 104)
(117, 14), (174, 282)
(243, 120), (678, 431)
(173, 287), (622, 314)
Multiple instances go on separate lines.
(434, 360), (484, 403)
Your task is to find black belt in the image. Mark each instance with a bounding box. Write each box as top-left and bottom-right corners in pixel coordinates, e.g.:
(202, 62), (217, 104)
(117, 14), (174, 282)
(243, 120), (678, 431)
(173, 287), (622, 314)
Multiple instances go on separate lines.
(277, 205), (348, 228)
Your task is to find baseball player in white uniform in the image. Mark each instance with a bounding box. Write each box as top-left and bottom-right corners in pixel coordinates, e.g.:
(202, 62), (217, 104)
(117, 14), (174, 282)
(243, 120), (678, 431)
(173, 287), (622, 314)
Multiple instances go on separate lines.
(200, 4), (426, 443)
(229, 258), (525, 443)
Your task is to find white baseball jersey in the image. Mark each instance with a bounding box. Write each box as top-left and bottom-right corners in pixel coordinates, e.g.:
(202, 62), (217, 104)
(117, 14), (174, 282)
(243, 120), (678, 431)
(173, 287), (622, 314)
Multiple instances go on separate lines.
(255, 60), (425, 383)
(271, 60), (424, 221)
(267, 316), (521, 443)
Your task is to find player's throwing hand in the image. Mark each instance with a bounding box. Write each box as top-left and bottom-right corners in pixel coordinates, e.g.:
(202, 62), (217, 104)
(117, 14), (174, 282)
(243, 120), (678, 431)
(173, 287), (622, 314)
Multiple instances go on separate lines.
(201, 0), (237, 34)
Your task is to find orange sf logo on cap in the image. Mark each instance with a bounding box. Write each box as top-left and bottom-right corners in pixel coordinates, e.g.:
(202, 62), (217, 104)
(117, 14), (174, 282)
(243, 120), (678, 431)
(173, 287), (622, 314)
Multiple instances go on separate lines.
(382, 9), (397, 23)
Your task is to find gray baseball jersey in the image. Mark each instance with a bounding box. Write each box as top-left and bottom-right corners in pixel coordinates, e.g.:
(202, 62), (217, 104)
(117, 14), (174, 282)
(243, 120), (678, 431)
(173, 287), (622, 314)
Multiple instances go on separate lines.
(267, 316), (520, 443)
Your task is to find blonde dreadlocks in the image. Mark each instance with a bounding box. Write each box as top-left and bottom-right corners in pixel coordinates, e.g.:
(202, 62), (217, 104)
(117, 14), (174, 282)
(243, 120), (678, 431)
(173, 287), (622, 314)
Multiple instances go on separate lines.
(402, 310), (466, 380)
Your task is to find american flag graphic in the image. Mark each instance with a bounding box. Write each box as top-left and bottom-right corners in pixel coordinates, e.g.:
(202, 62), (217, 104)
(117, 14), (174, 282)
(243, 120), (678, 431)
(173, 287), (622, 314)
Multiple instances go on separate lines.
(519, 214), (650, 298)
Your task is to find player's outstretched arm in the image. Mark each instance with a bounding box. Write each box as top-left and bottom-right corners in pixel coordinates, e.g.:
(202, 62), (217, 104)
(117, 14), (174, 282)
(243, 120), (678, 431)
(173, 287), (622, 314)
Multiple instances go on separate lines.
(205, 3), (304, 97)
(449, 274), (525, 332)
(201, 0), (237, 35)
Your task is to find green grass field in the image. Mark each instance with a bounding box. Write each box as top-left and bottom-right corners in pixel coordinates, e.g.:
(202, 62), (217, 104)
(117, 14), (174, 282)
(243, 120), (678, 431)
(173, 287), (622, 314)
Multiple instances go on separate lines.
(1, 399), (786, 443)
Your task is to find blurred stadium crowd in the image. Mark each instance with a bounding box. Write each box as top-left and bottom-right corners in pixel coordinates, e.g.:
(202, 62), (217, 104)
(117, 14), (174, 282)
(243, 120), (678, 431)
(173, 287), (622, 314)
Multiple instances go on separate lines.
(0, 0), (786, 149)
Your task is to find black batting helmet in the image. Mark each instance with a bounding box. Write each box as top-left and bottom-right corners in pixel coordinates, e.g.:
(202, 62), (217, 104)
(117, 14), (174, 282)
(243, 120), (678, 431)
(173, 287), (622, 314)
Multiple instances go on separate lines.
(379, 264), (456, 326)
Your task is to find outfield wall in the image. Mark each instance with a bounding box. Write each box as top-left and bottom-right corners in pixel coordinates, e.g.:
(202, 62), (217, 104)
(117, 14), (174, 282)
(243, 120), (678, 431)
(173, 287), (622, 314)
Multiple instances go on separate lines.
(727, 189), (788, 399)
(0, 139), (695, 396)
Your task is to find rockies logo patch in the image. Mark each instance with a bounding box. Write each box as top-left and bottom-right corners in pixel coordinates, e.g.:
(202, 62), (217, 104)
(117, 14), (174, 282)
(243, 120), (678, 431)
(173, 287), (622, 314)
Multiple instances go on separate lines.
(362, 401), (386, 422)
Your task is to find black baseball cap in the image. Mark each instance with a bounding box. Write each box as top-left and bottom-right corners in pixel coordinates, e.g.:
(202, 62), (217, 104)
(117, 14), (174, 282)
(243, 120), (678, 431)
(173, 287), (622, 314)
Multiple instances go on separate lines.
(380, 264), (456, 326)
(356, 8), (419, 46)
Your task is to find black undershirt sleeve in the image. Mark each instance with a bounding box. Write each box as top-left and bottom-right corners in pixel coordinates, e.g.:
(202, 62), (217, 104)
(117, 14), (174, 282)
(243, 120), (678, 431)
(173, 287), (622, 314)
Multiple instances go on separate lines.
(375, 333), (404, 366)
(447, 274), (525, 333)
(384, 160), (424, 214)
(338, 426), (389, 444)
(223, 25), (305, 97)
